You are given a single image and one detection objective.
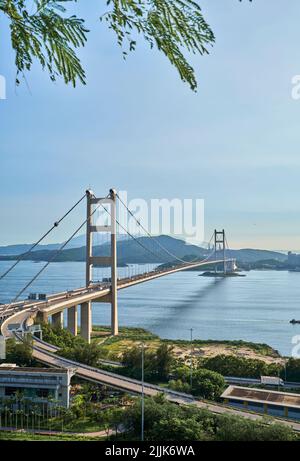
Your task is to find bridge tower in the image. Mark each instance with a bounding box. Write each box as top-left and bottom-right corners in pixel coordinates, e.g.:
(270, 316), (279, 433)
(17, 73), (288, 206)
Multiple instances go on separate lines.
(84, 189), (118, 342)
(214, 229), (226, 275)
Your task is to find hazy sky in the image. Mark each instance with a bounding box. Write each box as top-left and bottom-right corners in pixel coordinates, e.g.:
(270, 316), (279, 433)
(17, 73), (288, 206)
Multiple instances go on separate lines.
(1, 0), (300, 250)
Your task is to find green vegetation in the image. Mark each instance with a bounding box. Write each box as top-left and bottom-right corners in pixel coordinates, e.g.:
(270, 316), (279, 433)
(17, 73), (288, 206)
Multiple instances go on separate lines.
(122, 343), (174, 381)
(121, 394), (297, 441)
(42, 323), (102, 367)
(0, 337), (37, 367)
(1, 323), (299, 442)
(60, 342), (103, 368)
(41, 324), (284, 392)
(0, 383), (130, 436)
(238, 259), (289, 271)
(1, 0), (216, 91)
(282, 358), (300, 382)
(0, 432), (104, 441)
(200, 354), (282, 379)
(42, 322), (85, 348)
(91, 325), (280, 361)
(0, 389), (297, 441)
(171, 366), (225, 400)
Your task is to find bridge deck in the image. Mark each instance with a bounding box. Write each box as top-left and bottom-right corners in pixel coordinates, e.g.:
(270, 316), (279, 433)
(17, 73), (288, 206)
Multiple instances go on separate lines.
(0, 258), (230, 320)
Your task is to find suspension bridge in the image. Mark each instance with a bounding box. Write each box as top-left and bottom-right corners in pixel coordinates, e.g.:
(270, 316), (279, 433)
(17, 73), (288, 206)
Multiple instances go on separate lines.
(3, 188), (300, 434)
(0, 188), (234, 342)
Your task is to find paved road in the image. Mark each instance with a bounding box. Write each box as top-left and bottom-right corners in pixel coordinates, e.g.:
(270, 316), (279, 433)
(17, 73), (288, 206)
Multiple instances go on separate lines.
(225, 376), (300, 390)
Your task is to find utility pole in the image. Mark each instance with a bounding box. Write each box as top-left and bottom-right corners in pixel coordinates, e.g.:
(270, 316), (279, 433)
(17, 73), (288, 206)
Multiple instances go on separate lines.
(284, 360), (287, 382)
(141, 342), (145, 442)
(190, 328), (193, 390)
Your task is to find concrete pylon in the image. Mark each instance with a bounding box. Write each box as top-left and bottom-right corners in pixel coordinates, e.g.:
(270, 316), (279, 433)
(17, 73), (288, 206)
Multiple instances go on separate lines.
(80, 302), (91, 342)
(52, 311), (63, 329)
(110, 189), (118, 336)
(67, 306), (78, 336)
(214, 229), (226, 274)
(36, 311), (48, 324)
(85, 189), (118, 338)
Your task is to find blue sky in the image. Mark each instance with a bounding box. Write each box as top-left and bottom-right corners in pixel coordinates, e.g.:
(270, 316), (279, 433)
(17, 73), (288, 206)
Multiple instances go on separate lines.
(1, 0), (300, 250)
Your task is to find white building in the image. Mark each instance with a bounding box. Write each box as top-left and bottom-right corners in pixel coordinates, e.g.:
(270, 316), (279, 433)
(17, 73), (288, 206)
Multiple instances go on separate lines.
(0, 365), (75, 408)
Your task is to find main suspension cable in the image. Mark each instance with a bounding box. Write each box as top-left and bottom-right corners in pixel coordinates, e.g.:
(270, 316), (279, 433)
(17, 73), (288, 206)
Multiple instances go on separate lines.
(0, 193), (86, 281)
(4, 194), (106, 309)
(99, 202), (162, 264)
(116, 193), (214, 265)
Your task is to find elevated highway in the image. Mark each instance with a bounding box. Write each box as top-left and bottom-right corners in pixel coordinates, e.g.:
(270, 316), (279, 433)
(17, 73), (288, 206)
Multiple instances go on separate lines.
(0, 258), (231, 342)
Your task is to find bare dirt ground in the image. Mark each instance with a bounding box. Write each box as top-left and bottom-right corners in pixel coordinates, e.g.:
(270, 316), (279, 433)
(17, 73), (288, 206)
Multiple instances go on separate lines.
(92, 327), (284, 365)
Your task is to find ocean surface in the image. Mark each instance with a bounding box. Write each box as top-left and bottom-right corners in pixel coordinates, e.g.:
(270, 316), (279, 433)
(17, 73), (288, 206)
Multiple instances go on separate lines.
(0, 261), (299, 356)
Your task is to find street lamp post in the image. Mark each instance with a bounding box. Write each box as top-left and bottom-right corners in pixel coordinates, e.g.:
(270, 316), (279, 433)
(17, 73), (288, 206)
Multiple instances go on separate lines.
(141, 342), (144, 442)
(284, 360), (287, 382)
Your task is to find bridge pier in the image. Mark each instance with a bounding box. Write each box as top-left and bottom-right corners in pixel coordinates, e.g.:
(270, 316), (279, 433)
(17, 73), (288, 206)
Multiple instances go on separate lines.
(52, 311), (63, 329)
(67, 306), (78, 336)
(36, 311), (48, 324)
(80, 302), (91, 343)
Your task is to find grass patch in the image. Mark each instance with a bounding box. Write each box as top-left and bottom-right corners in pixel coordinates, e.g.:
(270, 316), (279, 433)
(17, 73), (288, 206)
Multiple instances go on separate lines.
(0, 431), (104, 441)
(47, 417), (104, 433)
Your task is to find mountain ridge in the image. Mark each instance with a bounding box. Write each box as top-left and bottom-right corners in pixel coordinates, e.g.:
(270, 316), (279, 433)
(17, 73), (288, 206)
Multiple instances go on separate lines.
(0, 235), (287, 264)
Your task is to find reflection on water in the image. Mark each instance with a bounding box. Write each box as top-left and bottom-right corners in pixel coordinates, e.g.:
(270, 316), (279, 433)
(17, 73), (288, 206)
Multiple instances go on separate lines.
(0, 261), (299, 355)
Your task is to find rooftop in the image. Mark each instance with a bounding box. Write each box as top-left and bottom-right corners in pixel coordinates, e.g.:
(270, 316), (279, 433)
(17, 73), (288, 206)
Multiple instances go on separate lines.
(0, 366), (71, 374)
(222, 386), (300, 409)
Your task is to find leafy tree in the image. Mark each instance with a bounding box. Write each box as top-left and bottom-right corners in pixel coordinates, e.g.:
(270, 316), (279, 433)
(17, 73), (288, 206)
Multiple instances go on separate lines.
(151, 416), (208, 441)
(60, 341), (102, 367)
(122, 394), (295, 441)
(121, 343), (174, 380)
(169, 378), (191, 394)
(70, 394), (85, 419)
(123, 394), (181, 438)
(201, 354), (281, 379)
(216, 415), (296, 442)
(122, 345), (143, 376)
(1, 0), (250, 90)
(171, 364), (190, 380)
(191, 368), (225, 399)
(2, 337), (36, 367)
(282, 358), (300, 382)
(109, 407), (124, 438)
(1, 0), (88, 86)
(172, 365), (225, 399)
(153, 344), (174, 379)
(41, 322), (85, 349)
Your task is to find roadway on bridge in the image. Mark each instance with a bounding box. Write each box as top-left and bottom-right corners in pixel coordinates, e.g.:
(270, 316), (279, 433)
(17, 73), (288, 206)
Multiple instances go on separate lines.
(0, 258), (229, 322)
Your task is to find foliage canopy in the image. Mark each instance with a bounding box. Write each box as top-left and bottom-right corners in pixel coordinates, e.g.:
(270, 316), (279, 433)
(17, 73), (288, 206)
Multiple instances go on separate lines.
(0, 0), (217, 90)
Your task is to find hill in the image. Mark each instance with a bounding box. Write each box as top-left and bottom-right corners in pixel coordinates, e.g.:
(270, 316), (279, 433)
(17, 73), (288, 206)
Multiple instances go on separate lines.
(0, 235), (287, 265)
